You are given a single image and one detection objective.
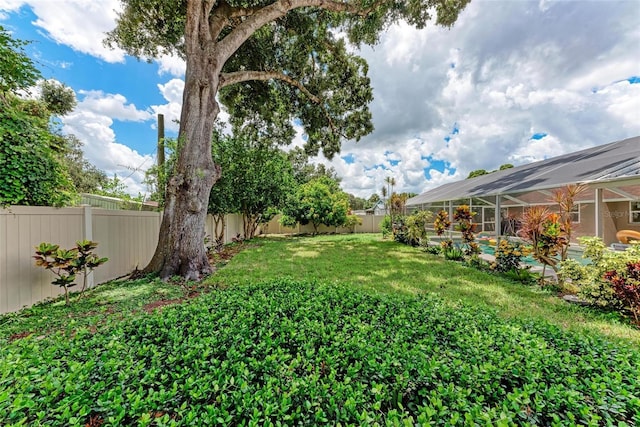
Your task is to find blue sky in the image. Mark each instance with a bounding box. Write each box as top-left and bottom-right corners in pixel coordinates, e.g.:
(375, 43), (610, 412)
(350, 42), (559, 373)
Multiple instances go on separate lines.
(1, 0), (639, 198)
(6, 6), (170, 152)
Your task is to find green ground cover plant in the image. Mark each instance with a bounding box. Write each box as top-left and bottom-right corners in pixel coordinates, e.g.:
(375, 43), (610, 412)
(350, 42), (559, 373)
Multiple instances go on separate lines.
(1, 280), (639, 426)
(2, 234), (639, 426)
(213, 234), (640, 343)
(0, 277), (188, 340)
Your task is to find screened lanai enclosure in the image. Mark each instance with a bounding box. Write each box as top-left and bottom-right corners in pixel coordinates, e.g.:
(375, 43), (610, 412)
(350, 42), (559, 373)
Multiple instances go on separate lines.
(406, 136), (640, 246)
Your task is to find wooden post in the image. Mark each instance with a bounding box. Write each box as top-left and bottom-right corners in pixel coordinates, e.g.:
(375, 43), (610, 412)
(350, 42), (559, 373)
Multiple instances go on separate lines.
(157, 114), (165, 168)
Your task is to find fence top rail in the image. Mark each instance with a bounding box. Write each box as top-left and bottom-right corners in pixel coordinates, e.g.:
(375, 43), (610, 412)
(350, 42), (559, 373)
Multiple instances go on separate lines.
(1, 206), (163, 217)
(92, 209), (162, 217)
(1, 206), (85, 216)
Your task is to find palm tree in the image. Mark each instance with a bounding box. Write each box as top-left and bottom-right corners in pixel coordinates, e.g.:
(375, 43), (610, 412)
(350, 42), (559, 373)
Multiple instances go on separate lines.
(381, 185), (388, 215)
(384, 176), (396, 218)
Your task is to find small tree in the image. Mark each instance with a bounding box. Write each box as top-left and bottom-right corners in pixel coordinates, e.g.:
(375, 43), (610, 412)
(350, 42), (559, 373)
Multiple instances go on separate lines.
(453, 205), (479, 256)
(517, 206), (562, 279)
(209, 133), (294, 240)
(344, 213), (363, 233)
(280, 177), (349, 235)
(518, 184), (585, 283)
(389, 192), (409, 217)
(434, 210), (452, 250)
(551, 184), (585, 263)
(34, 240), (108, 305)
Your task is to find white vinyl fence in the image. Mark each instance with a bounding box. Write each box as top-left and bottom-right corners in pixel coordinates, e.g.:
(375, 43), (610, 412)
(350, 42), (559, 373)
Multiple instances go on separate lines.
(0, 206), (383, 314)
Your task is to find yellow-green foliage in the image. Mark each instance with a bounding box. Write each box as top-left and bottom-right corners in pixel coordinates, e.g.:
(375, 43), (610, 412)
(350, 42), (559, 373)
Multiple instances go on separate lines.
(560, 237), (640, 308)
(490, 239), (532, 273)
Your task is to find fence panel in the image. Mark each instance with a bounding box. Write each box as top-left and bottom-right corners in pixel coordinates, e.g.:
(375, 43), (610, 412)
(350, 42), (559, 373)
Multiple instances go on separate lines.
(204, 214), (244, 244)
(262, 214), (384, 235)
(1, 207), (384, 314)
(91, 209), (162, 282)
(0, 207), (84, 314)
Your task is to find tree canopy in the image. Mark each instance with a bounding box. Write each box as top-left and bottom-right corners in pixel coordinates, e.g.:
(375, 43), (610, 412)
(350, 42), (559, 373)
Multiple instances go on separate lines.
(467, 163), (514, 179)
(209, 132), (295, 239)
(105, 0), (471, 279)
(40, 80), (77, 117)
(106, 0), (469, 159)
(0, 25), (41, 98)
(58, 134), (108, 194)
(281, 176), (350, 234)
(287, 146), (341, 185)
(0, 29), (79, 206)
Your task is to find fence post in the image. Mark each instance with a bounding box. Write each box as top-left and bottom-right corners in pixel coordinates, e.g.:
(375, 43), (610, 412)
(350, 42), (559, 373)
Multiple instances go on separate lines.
(82, 205), (95, 289)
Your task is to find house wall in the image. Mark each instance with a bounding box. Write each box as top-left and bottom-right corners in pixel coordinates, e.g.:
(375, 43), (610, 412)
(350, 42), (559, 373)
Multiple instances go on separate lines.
(503, 201), (640, 246)
(608, 201), (640, 242)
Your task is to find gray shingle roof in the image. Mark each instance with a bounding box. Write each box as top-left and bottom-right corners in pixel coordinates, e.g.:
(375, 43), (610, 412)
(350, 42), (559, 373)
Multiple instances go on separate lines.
(407, 136), (640, 206)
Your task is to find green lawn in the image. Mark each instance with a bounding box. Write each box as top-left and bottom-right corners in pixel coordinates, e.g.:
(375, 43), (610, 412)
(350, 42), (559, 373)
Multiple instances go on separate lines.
(210, 234), (640, 345)
(1, 233), (639, 425)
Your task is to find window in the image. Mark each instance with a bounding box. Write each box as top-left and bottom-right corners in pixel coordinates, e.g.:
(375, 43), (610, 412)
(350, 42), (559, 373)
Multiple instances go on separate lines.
(570, 204), (580, 223)
(483, 207), (495, 232)
(631, 201), (640, 223)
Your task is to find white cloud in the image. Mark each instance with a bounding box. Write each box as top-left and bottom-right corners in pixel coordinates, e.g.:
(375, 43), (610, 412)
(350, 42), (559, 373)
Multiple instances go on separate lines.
(150, 79), (184, 132)
(5, 0), (639, 200)
(2, 0), (125, 62)
(320, 0), (640, 198)
(0, 0), (26, 14)
(62, 91), (156, 195)
(157, 53), (186, 77)
(76, 90), (153, 122)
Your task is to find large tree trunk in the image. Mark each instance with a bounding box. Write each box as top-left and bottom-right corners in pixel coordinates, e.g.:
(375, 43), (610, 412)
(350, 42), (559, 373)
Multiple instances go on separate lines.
(143, 1), (221, 280)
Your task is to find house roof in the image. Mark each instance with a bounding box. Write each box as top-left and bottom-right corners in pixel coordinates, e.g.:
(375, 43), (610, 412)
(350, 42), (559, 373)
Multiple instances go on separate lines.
(365, 199), (385, 212)
(407, 136), (640, 206)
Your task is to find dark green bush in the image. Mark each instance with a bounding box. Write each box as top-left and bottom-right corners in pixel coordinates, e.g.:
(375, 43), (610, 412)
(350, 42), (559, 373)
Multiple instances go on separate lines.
(1, 280), (638, 426)
(380, 214), (392, 238)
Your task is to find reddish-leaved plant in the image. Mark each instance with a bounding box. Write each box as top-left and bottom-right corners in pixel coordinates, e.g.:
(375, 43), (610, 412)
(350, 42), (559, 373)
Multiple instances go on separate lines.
(604, 261), (640, 325)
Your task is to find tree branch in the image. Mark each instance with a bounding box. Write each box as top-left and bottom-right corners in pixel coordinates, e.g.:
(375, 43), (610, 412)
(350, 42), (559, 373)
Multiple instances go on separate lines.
(219, 69), (347, 139)
(209, 0), (267, 42)
(219, 70), (321, 103)
(217, 0), (380, 64)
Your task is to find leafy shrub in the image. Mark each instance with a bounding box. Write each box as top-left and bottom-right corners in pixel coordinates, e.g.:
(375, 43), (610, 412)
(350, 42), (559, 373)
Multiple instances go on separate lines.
(561, 238), (640, 310)
(465, 255), (492, 272)
(343, 213), (362, 232)
(422, 244), (441, 255)
(433, 210), (453, 251)
(453, 205), (479, 256)
(501, 267), (538, 285)
(1, 280), (638, 425)
(604, 261), (640, 325)
(33, 240), (108, 305)
(490, 239), (531, 273)
(405, 210), (432, 246)
(391, 215), (409, 244)
(380, 214), (392, 238)
(443, 246), (465, 261)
